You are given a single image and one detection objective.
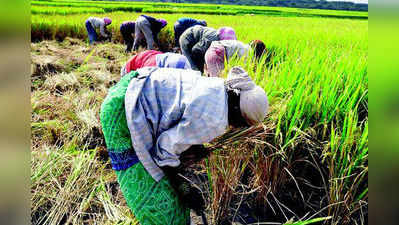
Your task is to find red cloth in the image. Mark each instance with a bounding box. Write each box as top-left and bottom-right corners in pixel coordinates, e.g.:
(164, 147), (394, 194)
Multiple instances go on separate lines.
(125, 50), (162, 73)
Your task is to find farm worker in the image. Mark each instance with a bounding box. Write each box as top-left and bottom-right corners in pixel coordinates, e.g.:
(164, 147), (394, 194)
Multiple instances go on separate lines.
(120, 21), (136, 53)
(85, 17), (112, 45)
(174, 18), (207, 47)
(133, 15), (167, 51)
(100, 66), (268, 225)
(120, 50), (191, 76)
(249, 40), (266, 59)
(204, 40), (266, 77)
(179, 25), (237, 72)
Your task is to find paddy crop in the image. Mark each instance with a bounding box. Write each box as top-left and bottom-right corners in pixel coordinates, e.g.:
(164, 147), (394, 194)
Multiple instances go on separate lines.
(31, 3), (368, 225)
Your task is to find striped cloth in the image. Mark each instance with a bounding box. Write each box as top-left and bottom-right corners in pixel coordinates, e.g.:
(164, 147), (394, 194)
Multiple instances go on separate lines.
(125, 67), (229, 181)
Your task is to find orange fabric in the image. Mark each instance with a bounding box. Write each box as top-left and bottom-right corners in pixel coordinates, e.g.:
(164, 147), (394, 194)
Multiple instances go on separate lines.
(125, 50), (162, 73)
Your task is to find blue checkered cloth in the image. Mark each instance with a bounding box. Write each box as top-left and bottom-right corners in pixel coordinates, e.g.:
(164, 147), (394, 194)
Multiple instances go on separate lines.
(125, 67), (228, 182)
(156, 53), (192, 69)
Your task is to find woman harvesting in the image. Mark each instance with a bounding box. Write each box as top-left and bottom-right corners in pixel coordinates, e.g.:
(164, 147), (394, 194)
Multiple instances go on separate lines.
(180, 26), (237, 72)
(204, 40), (266, 77)
(85, 17), (112, 45)
(120, 21), (136, 53)
(133, 15), (167, 51)
(174, 17), (207, 48)
(100, 66), (268, 225)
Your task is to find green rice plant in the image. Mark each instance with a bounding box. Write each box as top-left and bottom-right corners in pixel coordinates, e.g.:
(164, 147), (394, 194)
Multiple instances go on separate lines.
(31, 0), (368, 18)
(31, 6), (105, 15)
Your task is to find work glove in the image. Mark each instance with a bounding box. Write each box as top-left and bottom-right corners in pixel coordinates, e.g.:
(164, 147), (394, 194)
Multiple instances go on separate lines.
(162, 165), (206, 214)
(179, 145), (210, 168)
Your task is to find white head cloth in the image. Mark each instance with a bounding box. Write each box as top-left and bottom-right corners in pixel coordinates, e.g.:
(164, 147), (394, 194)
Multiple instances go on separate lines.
(226, 66), (269, 125)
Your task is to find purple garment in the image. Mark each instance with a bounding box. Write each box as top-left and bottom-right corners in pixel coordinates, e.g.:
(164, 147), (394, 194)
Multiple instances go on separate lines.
(217, 27), (237, 40)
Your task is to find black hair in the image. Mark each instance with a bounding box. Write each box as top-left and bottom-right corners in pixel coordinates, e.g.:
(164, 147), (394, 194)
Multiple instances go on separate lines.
(250, 40), (266, 59)
(227, 89), (250, 128)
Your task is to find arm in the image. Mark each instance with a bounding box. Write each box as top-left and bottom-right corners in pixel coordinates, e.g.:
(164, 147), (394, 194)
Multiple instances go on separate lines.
(99, 22), (108, 38)
(162, 164), (205, 213)
(192, 39), (211, 72)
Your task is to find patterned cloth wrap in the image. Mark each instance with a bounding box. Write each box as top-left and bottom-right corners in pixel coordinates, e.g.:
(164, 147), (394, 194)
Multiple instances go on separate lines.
(100, 71), (190, 225)
(204, 42), (226, 77)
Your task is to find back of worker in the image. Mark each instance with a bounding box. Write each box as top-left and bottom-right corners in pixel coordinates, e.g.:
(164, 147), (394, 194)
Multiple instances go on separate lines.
(205, 40), (250, 77)
(179, 25), (219, 72)
(133, 15), (167, 50)
(174, 18), (207, 47)
(121, 50), (191, 76)
(120, 21), (136, 52)
(85, 17), (112, 45)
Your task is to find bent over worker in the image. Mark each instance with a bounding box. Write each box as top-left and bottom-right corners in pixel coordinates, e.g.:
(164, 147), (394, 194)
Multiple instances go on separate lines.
(133, 15), (167, 51)
(120, 50), (191, 76)
(179, 25), (237, 72)
(85, 17), (112, 45)
(174, 18), (207, 48)
(100, 66), (268, 225)
(120, 21), (136, 52)
(204, 40), (266, 77)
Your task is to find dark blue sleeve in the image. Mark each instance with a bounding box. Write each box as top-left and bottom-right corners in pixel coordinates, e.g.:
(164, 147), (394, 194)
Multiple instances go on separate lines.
(179, 18), (197, 27)
(141, 15), (157, 24)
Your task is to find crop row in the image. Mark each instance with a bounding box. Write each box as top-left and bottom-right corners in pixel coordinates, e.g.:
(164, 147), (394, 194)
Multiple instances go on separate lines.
(31, 0), (368, 18)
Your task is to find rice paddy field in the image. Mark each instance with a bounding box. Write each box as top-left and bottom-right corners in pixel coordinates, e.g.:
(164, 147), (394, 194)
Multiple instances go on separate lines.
(31, 1), (368, 225)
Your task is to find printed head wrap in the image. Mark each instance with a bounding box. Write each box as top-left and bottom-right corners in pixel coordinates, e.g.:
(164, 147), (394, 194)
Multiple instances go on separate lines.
(226, 66), (269, 125)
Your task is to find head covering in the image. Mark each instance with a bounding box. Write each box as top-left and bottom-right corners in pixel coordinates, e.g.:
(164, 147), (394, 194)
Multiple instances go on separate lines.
(250, 40), (266, 59)
(199, 20), (207, 26)
(217, 27), (237, 40)
(225, 66), (268, 125)
(156, 53), (191, 69)
(103, 17), (112, 25)
(158, 19), (168, 28)
(204, 43), (225, 77)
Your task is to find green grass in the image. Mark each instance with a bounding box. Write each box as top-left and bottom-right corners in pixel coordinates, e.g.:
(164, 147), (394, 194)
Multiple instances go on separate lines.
(31, 4), (368, 225)
(31, 0), (368, 18)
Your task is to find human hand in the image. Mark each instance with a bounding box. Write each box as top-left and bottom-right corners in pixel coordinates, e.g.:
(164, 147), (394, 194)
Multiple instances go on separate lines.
(180, 145), (210, 168)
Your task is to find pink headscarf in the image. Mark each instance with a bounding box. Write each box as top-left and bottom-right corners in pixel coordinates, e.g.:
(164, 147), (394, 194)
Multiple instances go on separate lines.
(204, 43), (225, 77)
(217, 27), (237, 40)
